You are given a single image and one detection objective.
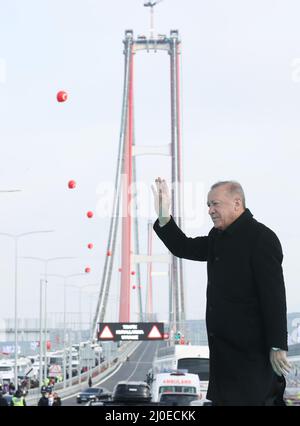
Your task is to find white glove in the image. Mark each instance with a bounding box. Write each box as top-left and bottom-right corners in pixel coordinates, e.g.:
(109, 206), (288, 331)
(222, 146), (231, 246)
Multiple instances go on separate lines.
(270, 348), (292, 376)
(151, 177), (171, 226)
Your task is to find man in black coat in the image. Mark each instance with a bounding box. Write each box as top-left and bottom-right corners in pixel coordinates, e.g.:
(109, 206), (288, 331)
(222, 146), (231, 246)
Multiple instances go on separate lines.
(38, 391), (49, 406)
(152, 178), (291, 406)
(0, 389), (9, 406)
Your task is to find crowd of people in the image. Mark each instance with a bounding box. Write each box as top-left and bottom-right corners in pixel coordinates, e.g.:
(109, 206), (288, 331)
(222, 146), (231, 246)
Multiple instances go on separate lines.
(0, 377), (62, 407)
(38, 389), (61, 406)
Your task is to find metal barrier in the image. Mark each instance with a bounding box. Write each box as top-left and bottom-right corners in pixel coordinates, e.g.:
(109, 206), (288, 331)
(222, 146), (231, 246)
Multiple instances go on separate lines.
(26, 341), (141, 406)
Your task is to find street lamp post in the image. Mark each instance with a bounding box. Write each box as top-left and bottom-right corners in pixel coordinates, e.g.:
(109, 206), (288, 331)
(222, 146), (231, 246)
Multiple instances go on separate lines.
(21, 256), (76, 385)
(88, 293), (97, 340)
(70, 284), (100, 341)
(45, 273), (87, 389)
(0, 230), (54, 388)
(73, 287), (100, 384)
(65, 284), (83, 341)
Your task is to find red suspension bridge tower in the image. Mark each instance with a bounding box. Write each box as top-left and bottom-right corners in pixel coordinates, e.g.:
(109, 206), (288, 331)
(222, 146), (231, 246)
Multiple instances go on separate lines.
(92, 10), (185, 337)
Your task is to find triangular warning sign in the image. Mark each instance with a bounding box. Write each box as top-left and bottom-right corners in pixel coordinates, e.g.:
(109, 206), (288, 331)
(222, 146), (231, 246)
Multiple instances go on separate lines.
(148, 325), (162, 339)
(100, 325), (114, 339)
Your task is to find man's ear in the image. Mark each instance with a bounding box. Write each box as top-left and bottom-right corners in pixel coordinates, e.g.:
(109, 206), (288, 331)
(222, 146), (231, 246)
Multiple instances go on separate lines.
(234, 198), (242, 210)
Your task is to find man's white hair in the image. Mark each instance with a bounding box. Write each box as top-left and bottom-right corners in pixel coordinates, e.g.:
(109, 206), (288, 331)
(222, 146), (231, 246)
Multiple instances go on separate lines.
(210, 181), (246, 208)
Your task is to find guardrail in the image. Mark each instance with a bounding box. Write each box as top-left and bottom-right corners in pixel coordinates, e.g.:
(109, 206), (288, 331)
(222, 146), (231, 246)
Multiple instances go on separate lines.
(26, 341), (141, 406)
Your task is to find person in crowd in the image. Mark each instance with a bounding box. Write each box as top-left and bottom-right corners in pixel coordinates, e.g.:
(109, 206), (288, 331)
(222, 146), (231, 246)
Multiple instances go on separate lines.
(38, 390), (49, 407)
(11, 388), (26, 406)
(0, 389), (9, 406)
(52, 392), (62, 406)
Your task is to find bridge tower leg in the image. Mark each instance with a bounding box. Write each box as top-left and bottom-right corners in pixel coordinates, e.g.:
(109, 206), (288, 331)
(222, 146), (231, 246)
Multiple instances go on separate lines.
(146, 221), (153, 321)
(169, 30), (185, 333)
(119, 34), (134, 322)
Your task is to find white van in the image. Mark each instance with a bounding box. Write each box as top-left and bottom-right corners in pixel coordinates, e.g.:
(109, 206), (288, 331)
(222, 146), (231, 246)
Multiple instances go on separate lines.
(151, 371), (202, 402)
(152, 344), (209, 399)
(0, 357), (33, 383)
(0, 360), (14, 383)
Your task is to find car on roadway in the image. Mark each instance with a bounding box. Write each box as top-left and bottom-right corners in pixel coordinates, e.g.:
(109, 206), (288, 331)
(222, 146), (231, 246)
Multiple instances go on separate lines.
(76, 387), (110, 404)
(86, 381), (159, 406)
(84, 391), (112, 405)
(189, 398), (212, 406)
(112, 381), (152, 403)
(159, 392), (200, 406)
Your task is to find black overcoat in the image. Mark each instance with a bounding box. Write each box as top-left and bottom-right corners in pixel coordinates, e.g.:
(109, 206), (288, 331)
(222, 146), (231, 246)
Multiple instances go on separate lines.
(153, 208), (288, 405)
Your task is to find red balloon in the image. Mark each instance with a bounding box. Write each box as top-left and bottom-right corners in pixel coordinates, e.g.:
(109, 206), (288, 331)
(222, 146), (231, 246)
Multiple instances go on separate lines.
(132, 285), (136, 290)
(131, 271), (135, 276)
(87, 211), (93, 218)
(107, 250), (112, 256)
(68, 180), (76, 189)
(57, 90), (68, 102)
(85, 267), (91, 273)
(87, 243), (93, 249)
(46, 340), (51, 350)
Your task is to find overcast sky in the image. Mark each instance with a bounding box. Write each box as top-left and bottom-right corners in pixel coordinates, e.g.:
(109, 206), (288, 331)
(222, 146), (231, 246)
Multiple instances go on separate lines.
(0, 0), (300, 328)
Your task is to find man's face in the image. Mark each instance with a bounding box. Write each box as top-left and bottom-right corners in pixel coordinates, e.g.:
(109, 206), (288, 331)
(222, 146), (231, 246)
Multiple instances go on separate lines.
(207, 185), (242, 230)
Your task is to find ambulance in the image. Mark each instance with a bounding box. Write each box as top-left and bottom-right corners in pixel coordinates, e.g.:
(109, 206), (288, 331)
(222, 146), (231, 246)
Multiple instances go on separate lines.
(151, 370), (202, 402)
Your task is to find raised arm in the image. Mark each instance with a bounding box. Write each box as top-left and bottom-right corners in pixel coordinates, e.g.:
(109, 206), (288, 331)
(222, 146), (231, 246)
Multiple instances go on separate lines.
(152, 177), (208, 261)
(151, 177), (171, 226)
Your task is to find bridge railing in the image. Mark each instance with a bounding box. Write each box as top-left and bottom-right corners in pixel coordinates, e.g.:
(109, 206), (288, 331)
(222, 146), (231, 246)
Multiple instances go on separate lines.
(25, 341), (140, 406)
